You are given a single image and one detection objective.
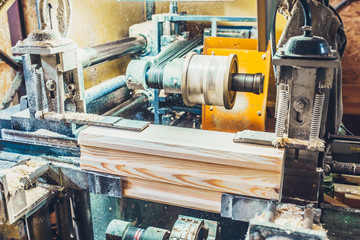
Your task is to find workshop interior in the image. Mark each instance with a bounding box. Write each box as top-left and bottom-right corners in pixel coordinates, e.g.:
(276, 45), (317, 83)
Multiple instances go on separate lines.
(0, 0), (359, 239)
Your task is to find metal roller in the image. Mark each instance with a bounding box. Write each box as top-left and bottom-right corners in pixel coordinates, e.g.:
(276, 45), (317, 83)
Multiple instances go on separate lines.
(125, 51), (265, 110)
(182, 52), (238, 110)
(231, 73), (264, 94)
(80, 35), (147, 68)
(106, 219), (170, 240)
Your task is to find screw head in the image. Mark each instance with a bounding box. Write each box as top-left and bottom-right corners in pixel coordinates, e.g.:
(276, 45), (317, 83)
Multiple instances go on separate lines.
(46, 79), (56, 91)
(209, 106), (214, 111)
(261, 54), (266, 60)
(257, 111), (261, 116)
(296, 101), (305, 109)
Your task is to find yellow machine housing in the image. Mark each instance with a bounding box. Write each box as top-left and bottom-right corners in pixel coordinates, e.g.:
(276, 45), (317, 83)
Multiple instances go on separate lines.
(202, 37), (275, 133)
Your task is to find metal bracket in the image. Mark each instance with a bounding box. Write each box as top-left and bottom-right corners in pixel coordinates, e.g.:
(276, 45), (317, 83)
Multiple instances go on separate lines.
(233, 130), (325, 151)
(49, 165), (122, 198)
(221, 194), (321, 223)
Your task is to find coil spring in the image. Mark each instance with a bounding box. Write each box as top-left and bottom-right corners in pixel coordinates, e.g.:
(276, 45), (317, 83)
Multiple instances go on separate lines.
(309, 93), (325, 141)
(275, 85), (289, 137)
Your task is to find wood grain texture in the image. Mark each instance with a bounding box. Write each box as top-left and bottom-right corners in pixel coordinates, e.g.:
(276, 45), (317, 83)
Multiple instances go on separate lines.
(80, 125), (282, 207)
(80, 145), (280, 199)
(78, 125), (284, 172)
(122, 177), (222, 213)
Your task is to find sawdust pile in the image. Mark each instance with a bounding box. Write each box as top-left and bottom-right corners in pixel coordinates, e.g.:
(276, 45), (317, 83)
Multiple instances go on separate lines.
(272, 134), (325, 151)
(255, 204), (326, 232)
(25, 186), (50, 205)
(1, 160), (46, 195)
(34, 129), (67, 138)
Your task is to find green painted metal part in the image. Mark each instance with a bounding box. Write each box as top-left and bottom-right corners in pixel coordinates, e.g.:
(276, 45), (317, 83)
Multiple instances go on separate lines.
(143, 227), (170, 240)
(106, 220), (132, 239)
(106, 220), (169, 240)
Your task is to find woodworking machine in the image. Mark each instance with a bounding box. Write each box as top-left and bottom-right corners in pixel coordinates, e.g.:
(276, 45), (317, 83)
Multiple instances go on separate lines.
(0, 0), (359, 239)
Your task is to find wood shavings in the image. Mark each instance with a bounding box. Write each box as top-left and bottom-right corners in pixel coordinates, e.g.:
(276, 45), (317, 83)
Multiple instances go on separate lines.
(272, 134), (324, 151)
(255, 204), (326, 232)
(272, 134), (308, 148)
(25, 186), (50, 206)
(42, 111), (104, 123)
(308, 139), (325, 151)
(1, 160), (46, 195)
(34, 129), (68, 138)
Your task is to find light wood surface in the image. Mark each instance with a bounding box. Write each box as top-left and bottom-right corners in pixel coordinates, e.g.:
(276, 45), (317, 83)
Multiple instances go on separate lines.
(324, 194), (349, 207)
(81, 145), (280, 199)
(123, 177), (222, 213)
(79, 125), (283, 208)
(79, 125), (284, 172)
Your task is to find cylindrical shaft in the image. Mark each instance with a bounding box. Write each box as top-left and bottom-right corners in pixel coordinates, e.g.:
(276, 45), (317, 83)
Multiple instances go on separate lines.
(80, 36), (147, 68)
(84, 76), (127, 104)
(231, 73), (264, 94)
(105, 93), (149, 117)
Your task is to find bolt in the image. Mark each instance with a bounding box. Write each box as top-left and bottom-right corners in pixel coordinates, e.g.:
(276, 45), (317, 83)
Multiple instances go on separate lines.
(257, 111), (261, 116)
(323, 164), (331, 173)
(209, 106), (214, 111)
(261, 54), (266, 60)
(211, 51), (215, 55)
(70, 231), (75, 239)
(296, 100), (306, 110)
(46, 79), (56, 91)
(68, 84), (76, 91)
(109, 207), (112, 211)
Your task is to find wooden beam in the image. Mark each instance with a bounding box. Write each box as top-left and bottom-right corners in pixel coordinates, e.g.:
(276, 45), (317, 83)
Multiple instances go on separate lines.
(324, 194), (349, 207)
(79, 125), (283, 208)
(122, 177), (222, 213)
(80, 145), (280, 199)
(78, 125), (284, 172)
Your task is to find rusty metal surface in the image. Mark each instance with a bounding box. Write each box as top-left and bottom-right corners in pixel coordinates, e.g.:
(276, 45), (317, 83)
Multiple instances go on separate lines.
(1, 128), (78, 149)
(39, 111), (150, 131)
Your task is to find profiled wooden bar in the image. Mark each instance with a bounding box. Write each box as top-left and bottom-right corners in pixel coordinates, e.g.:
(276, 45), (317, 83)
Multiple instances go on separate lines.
(79, 124), (284, 172)
(79, 125), (284, 208)
(123, 177), (222, 213)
